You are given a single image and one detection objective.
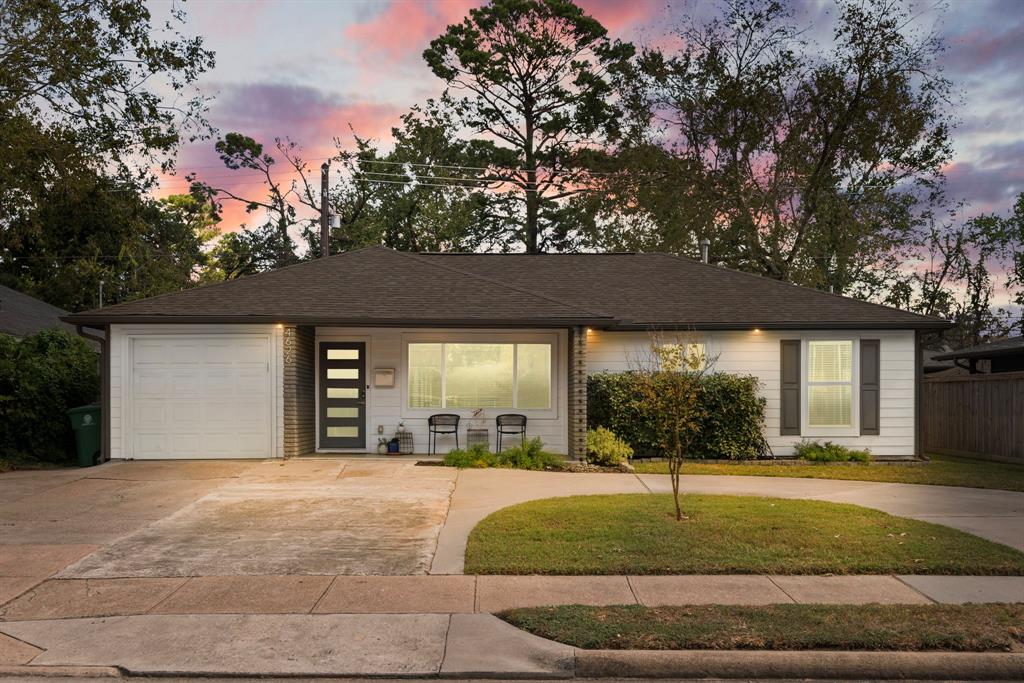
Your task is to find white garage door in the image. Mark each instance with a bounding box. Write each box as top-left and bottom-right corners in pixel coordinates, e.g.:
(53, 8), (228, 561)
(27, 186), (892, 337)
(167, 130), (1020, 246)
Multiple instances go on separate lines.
(129, 335), (273, 459)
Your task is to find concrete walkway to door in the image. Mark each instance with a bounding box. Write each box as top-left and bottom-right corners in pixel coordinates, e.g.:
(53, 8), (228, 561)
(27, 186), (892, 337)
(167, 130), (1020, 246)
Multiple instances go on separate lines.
(430, 468), (1024, 574)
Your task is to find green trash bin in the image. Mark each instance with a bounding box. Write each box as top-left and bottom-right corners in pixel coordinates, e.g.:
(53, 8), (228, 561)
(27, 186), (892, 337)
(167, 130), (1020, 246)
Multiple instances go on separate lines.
(67, 404), (101, 467)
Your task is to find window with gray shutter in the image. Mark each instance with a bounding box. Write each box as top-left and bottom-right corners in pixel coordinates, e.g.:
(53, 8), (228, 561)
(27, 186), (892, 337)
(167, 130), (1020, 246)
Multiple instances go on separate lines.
(860, 339), (880, 435)
(780, 340), (801, 435)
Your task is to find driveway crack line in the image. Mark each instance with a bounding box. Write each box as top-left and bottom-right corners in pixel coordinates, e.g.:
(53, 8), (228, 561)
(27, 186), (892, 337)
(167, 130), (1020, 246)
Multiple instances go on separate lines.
(891, 574), (938, 604)
(438, 612), (453, 675)
(625, 575), (642, 606)
(310, 575), (338, 614)
(633, 472), (653, 493)
(765, 575), (798, 603)
(146, 577), (192, 614)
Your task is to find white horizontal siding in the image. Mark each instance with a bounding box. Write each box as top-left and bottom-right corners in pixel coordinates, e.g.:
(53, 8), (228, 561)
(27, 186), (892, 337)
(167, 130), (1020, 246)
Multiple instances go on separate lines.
(586, 329), (916, 457)
(316, 327), (569, 455)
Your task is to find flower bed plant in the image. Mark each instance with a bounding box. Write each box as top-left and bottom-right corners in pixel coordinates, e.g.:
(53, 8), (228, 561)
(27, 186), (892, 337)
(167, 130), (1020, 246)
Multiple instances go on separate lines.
(442, 438), (562, 471)
(793, 440), (871, 463)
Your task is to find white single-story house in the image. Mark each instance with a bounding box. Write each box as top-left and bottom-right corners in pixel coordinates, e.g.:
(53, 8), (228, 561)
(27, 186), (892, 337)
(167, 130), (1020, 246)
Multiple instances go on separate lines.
(64, 246), (949, 460)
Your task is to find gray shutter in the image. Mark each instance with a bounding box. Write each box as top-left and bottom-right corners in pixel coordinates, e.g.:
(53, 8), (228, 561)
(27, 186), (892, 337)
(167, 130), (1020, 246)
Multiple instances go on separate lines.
(860, 339), (880, 435)
(780, 340), (801, 435)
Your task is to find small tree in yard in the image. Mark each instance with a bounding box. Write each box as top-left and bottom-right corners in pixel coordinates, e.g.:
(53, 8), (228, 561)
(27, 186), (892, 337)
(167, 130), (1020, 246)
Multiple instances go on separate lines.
(630, 335), (712, 521)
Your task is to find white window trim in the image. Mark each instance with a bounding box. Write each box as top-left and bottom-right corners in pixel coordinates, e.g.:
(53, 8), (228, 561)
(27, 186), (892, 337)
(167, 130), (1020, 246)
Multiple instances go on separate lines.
(802, 337), (859, 437)
(401, 332), (559, 420)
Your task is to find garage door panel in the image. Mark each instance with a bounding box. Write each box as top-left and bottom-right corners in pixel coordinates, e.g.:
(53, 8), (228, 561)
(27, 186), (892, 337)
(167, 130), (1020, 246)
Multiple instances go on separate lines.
(133, 371), (168, 397)
(170, 402), (203, 424)
(128, 335), (273, 459)
(134, 401), (169, 428)
(170, 371), (203, 396)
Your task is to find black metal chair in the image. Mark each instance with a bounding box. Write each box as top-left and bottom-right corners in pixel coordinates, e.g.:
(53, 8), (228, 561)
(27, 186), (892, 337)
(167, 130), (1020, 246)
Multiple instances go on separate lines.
(496, 414), (527, 451)
(428, 414), (460, 454)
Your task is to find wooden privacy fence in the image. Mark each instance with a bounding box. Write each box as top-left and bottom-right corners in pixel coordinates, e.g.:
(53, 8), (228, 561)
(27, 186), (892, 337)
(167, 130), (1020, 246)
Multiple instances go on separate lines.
(922, 371), (1024, 464)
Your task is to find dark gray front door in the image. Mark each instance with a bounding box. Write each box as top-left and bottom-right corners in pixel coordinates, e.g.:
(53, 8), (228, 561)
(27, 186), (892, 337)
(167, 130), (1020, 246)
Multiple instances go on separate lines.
(319, 341), (366, 449)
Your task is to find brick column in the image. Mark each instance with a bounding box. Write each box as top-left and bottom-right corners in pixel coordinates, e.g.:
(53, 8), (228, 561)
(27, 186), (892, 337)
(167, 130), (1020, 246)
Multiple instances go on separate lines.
(282, 325), (316, 458)
(568, 326), (588, 460)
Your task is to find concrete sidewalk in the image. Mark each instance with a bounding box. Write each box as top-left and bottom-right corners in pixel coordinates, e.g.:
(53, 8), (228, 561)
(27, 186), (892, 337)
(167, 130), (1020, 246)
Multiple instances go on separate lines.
(0, 613), (573, 677)
(1, 574), (1021, 623)
(3, 612), (1024, 680)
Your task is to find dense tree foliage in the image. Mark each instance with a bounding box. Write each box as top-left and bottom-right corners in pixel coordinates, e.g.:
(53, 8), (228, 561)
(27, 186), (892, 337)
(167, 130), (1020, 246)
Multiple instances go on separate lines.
(422, 0), (633, 252)
(0, 0), (214, 308)
(590, 0), (953, 294)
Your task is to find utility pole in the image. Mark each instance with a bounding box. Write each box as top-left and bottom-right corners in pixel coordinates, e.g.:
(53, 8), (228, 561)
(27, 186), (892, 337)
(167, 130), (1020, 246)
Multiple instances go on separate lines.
(320, 161), (330, 257)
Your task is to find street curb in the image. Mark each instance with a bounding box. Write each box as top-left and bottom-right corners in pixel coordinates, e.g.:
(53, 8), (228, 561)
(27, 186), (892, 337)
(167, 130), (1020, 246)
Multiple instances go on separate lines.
(0, 665), (121, 678)
(575, 649), (1024, 680)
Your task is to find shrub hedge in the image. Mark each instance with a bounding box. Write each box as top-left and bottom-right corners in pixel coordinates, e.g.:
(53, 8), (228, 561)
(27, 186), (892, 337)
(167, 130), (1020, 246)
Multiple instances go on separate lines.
(0, 330), (100, 466)
(587, 371), (770, 460)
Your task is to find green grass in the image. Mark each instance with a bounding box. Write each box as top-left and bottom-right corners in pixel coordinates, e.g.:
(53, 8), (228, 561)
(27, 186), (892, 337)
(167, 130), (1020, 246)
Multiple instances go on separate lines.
(500, 604), (1024, 651)
(464, 494), (1024, 575)
(632, 454), (1024, 492)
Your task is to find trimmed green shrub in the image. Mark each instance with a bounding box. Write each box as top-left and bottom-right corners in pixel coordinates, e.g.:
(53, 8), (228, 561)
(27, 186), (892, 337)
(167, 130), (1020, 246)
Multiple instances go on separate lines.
(793, 440), (871, 463)
(0, 330), (100, 466)
(587, 371), (770, 460)
(443, 443), (497, 468)
(497, 437), (562, 470)
(442, 438), (562, 470)
(586, 427), (633, 466)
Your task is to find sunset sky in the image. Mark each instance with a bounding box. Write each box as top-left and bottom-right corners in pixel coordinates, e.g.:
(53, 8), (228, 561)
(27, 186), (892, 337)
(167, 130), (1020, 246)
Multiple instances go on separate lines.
(153, 0), (1023, 244)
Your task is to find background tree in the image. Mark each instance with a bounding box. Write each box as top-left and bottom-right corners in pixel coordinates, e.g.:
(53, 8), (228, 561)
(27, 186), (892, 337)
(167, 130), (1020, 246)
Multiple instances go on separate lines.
(599, 0), (951, 294)
(311, 102), (515, 255)
(0, 178), (218, 310)
(423, 0), (633, 252)
(0, 0), (214, 307)
(195, 133), (307, 270)
(904, 195), (1024, 347)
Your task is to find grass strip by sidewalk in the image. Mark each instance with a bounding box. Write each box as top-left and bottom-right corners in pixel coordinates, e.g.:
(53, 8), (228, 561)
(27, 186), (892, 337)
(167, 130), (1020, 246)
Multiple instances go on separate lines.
(465, 494), (1024, 575)
(632, 454), (1024, 492)
(500, 604), (1024, 651)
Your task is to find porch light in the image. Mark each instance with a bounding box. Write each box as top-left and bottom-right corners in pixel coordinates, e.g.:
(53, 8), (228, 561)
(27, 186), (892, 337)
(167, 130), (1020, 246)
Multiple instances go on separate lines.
(752, 328), (761, 333)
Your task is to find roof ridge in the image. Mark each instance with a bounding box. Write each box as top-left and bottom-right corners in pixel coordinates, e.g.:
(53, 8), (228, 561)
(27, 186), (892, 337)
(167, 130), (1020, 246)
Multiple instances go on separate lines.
(66, 245), (378, 317)
(390, 249), (613, 320)
(652, 252), (948, 323)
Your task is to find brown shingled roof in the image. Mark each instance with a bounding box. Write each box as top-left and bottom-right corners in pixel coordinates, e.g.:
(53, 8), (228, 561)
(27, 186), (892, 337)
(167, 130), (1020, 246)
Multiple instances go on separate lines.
(64, 246), (949, 330)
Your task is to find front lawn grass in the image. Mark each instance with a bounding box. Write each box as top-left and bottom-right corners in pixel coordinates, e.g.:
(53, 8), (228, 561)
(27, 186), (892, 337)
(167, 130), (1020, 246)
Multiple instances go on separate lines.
(500, 604), (1024, 651)
(464, 494), (1024, 575)
(632, 453), (1024, 492)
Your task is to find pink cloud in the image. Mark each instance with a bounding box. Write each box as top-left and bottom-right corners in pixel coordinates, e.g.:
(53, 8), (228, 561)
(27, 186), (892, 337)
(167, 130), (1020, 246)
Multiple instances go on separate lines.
(579, 0), (659, 35)
(155, 82), (405, 233)
(343, 0), (480, 65)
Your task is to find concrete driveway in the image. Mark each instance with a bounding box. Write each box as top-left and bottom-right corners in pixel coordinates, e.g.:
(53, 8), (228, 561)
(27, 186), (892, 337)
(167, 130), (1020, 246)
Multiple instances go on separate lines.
(1, 459), (455, 591)
(2, 458), (1022, 587)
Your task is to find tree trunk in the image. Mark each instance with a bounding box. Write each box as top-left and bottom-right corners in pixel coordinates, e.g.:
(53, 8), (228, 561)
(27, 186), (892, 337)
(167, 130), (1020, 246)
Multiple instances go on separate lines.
(525, 185), (539, 253)
(524, 103), (539, 254)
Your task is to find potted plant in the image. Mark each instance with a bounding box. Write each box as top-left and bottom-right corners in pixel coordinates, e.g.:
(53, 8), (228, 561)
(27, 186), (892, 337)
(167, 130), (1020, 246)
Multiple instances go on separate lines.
(377, 437), (388, 455)
(396, 421), (406, 433)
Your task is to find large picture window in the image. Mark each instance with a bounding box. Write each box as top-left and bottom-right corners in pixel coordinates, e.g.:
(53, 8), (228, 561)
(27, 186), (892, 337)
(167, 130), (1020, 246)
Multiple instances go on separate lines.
(408, 342), (552, 410)
(807, 340), (853, 427)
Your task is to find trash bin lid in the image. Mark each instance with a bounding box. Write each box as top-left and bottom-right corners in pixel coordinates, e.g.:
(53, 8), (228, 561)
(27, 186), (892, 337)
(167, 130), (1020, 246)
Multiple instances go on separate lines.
(67, 404), (101, 415)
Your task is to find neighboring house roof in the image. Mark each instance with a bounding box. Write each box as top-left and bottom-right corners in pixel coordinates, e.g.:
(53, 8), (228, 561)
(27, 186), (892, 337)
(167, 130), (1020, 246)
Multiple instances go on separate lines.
(64, 246), (950, 330)
(932, 336), (1024, 361)
(0, 285), (76, 337)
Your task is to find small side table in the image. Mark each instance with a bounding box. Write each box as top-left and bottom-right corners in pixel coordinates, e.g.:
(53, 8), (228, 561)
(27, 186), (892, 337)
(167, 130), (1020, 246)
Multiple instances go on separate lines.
(466, 427), (489, 451)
